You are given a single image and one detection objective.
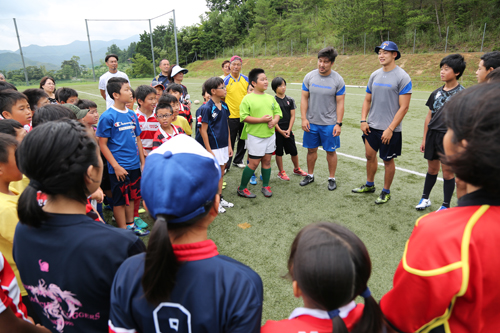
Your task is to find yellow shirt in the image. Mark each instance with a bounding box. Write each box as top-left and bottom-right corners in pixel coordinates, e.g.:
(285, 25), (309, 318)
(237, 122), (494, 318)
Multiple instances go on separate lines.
(0, 189), (26, 296)
(224, 74), (249, 118)
(172, 116), (192, 136)
(9, 174), (29, 194)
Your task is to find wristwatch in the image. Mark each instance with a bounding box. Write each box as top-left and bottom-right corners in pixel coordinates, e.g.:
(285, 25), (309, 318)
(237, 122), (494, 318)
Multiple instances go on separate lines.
(336, 122), (342, 127)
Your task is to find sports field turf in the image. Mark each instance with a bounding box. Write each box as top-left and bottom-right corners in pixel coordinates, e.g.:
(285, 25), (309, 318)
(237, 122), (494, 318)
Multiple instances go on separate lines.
(18, 77), (455, 322)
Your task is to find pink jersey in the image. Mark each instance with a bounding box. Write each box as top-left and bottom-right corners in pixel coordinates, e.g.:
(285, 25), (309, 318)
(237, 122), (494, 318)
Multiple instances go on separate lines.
(136, 109), (159, 156)
(0, 253), (29, 321)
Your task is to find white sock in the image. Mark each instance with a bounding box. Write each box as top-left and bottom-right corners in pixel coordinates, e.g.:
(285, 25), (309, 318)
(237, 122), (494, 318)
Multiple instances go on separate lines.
(329, 177), (335, 180)
(308, 174), (314, 178)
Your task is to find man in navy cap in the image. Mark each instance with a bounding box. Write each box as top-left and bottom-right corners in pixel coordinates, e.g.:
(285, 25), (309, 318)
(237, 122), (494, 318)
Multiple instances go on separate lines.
(352, 41), (412, 204)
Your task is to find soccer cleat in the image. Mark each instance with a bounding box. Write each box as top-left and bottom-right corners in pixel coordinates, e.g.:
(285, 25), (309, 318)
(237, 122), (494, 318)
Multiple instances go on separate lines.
(277, 171), (290, 181)
(328, 179), (337, 191)
(233, 162), (245, 169)
(138, 208), (146, 214)
(237, 187), (256, 198)
(375, 191), (391, 204)
(134, 217), (149, 229)
(223, 181), (227, 186)
(352, 184), (376, 193)
(218, 204), (226, 213)
(220, 198), (234, 208)
(300, 175), (314, 186)
(126, 224), (150, 237)
(260, 175), (263, 181)
(415, 198), (431, 210)
(250, 175), (258, 185)
(261, 186), (273, 197)
(436, 205), (447, 212)
(293, 168), (307, 176)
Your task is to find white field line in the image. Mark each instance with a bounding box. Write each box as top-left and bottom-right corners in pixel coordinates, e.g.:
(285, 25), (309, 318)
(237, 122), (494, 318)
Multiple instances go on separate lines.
(76, 90), (102, 98)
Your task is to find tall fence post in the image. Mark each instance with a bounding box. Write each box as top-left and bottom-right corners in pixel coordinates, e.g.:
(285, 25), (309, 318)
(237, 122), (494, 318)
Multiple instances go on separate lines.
(445, 26), (449, 53)
(413, 28), (416, 54)
(278, 41), (279, 56)
(13, 18), (29, 86)
(215, 49), (216, 59)
(291, 40), (293, 56)
(242, 44), (243, 57)
(85, 19), (96, 82)
(149, 19), (156, 77)
(307, 38), (309, 56)
(387, 31), (389, 40)
(253, 44), (255, 58)
(342, 35), (344, 54)
(172, 9), (179, 65)
(481, 23), (487, 52)
(364, 33), (366, 55)
(265, 43), (267, 56)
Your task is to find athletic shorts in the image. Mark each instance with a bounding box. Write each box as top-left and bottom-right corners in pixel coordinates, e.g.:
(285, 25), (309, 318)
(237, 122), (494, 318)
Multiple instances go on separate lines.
(424, 130), (445, 161)
(275, 131), (298, 156)
(246, 133), (276, 158)
(100, 154), (111, 191)
(362, 129), (402, 161)
(109, 168), (141, 206)
(213, 147), (229, 166)
(303, 124), (340, 152)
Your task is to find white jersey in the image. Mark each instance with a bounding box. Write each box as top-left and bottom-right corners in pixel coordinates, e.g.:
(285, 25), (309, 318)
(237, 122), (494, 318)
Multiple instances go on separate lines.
(98, 71), (130, 109)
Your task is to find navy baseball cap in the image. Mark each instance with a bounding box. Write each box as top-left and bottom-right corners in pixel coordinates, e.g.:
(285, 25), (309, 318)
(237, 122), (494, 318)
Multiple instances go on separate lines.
(141, 135), (221, 222)
(375, 41), (401, 60)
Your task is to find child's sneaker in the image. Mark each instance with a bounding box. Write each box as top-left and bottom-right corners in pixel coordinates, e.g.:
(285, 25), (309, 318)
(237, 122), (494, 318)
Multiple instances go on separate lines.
(261, 186), (273, 197)
(237, 187), (256, 198)
(415, 198), (431, 210)
(277, 171), (290, 181)
(138, 208), (146, 214)
(436, 205), (447, 212)
(218, 204), (226, 213)
(220, 198), (234, 208)
(293, 168), (307, 176)
(375, 191), (391, 204)
(250, 175), (258, 185)
(134, 217), (149, 229)
(126, 224), (150, 237)
(352, 184), (376, 193)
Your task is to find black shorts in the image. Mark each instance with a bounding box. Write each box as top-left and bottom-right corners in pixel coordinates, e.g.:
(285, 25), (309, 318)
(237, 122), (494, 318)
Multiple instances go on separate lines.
(362, 129), (402, 161)
(424, 130), (445, 161)
(275, 131), (298, 157)
(101, 161), (111, 191)
(109, 168), (141, 206)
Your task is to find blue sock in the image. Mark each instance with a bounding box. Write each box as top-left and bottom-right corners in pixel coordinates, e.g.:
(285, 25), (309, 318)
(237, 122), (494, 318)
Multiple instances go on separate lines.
(382, 188), (390, 194)
(366, 181), (374, 187)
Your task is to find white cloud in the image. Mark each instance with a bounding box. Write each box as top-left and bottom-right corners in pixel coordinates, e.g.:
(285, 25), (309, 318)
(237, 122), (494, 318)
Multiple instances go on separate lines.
(0, 0), (208, 51)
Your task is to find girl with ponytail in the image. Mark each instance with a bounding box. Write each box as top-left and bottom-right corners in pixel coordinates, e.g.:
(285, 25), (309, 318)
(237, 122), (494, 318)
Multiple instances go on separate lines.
(13, 119), (145, 333)
(109, 134), (263, 333)
(262, 222), (392, 333)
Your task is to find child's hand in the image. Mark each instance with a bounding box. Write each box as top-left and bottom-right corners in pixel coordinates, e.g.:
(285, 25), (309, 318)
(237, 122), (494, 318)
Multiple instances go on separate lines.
(284, 130), (290, 138)
(90, 188), (104, 203)
(115, 165), (128, 182)
(261, 115), (272, 123)
(267, 120), (276, 129)
(228, 146), (233, 157)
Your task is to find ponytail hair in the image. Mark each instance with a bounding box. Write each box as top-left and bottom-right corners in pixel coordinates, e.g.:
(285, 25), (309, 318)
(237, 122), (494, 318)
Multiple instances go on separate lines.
(17, 119), (100, 227)
(142, 200), (214, 304)
(288, 222), (391, 333)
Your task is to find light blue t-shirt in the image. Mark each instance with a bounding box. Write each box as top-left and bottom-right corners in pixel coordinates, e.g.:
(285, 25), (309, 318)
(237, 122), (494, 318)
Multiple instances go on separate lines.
(96, 106), (141, 173)
(366, 66), (412, 132)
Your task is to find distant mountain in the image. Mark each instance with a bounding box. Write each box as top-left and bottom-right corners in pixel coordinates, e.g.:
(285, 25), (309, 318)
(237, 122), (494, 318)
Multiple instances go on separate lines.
(0, 53), (59, 71)
(1, 35), (139, 71)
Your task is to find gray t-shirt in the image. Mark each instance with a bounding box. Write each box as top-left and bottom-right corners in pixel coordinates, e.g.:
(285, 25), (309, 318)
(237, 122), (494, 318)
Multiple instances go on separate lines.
(302, 69), (346, 126)
(366, 66), (412, 132)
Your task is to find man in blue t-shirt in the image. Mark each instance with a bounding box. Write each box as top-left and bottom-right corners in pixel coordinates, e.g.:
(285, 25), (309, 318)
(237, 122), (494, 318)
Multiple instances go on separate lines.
(152, 59), (170, 88)
(352, 41), (412, 204)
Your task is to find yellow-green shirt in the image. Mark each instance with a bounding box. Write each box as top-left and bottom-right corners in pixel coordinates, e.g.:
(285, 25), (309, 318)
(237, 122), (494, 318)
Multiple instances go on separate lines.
(224, 74), (249, 119)
(0, 189), (26, 296)
(172, 116), (192, 136)
(240, 93), (282, 139)
(9, 174), (29, 194)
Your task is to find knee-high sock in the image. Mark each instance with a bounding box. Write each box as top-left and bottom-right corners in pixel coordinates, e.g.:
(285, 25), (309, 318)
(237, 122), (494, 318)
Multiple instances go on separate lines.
(261, 167), (271, 187)
(422, 173), (438, 199)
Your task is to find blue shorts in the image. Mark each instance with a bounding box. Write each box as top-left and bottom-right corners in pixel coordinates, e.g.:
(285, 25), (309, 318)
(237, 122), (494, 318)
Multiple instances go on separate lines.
(303, 124), (340, 152)
(362, 129), (402, 161)
(109, 168), (141, 206)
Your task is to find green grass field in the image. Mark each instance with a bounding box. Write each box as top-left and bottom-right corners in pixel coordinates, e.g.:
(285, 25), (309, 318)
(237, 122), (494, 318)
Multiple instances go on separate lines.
(18, 77), (454, 323)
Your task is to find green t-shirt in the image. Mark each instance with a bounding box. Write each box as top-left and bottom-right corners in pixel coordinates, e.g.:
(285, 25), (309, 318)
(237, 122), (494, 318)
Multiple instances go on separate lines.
(239, 93), (282, 139)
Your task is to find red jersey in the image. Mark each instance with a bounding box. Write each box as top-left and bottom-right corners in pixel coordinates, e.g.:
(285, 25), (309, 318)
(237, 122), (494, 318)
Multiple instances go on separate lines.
(179, 103), (193, 125)
(381, 189), (500, 333)
(261, 302), (364, 333)
(0, 252), (29, 320)
(152, 125), (184, 149)
(135, 109), (159, 156)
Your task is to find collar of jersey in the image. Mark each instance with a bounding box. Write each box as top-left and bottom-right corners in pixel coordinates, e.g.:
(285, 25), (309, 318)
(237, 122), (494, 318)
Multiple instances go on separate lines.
(288, 301), (356, 320)
(230, 74), (242, 82)
(172, 239), (219, 261)
(136, 108), (156, 119)
(111, 106), (129, 114)
(458, 188), (500, 207)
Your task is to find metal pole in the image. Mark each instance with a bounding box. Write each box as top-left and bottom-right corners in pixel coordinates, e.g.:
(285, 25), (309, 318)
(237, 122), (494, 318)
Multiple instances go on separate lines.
(413, 28), (416, 54)
(215, 49), (216, 59)
(207, 50), (208, 60)
(445, 26), (449, 53)
(307, 38), (309, 55)
(253, 44), (254, 58)
(85, 19), (96, 82)
(242, 44), (243, 57)
(481, 23), (487, 52)
(364, 33), (366, 55)
(173, 10), (179, 65)
(265, 43), (266, 56)
(342, 35), (344, 54)
(291, 40), (293, 56)
(13, 19), (29, 86)
(278, 41), (279, 56)
(149, 19), (156, 77)
(387, 31), (389, 40)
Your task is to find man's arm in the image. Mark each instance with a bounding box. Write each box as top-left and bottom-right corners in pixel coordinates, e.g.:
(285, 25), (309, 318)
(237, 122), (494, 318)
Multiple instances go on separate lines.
(333, 94), (345, 137)
(100, 89), (106, 101)
(300, 90), (310, 132)
(360, 93), (372, 135)
(421, 110), (432, 153)
(98, 137), (128, 181)
(381, 94), (411, 145)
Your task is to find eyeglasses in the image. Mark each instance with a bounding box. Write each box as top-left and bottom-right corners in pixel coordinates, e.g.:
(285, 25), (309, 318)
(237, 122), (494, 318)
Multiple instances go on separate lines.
(216, 87), (226, 90)
(156, 113), (173, 119)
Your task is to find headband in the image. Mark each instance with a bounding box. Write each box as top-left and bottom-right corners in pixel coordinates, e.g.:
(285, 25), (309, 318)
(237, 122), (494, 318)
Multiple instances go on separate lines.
(230, 55), (242, 63)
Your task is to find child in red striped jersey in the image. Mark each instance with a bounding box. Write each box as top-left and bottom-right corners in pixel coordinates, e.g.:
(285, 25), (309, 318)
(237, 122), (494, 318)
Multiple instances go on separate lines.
(152, 103), (184, 149)
(135, 85), (158, 157)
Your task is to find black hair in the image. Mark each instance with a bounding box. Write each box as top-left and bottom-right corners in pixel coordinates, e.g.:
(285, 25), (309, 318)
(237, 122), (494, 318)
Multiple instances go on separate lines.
(288, 222), (388, 333)
(75, 99), (97, 110)
(248, 68), (265, 87)
(271, 77), (287, 92)
(439, 54), (466, 80)
(165, 83), (183, 95)
(32, 104), (77, 128)
(480, 51), (500, 70)
(142, 200), (214, 304)
(201, 82), (207, 97)
(106, 77), (129, 101)
(158, 93), (178, 106)
(0, 90), (28, 114)
(156, 103), (173, 114)
(22, 89), (49, 111)
(135, 85), (157, 107)
(443, 82), (500, 195)
(204, 77), (224, 96)
(39, 76), (55, 89)
(221, 60), (230, 68)
(318, 47), (338, 63)
(0, 81), (17, 92)
(0, 119), (23, 137)
(0, 133), (18, 163)
(130, 88), (135, 99)
(55, 87), (78, 103)
(485, 67), (500, 82)
(17, 119), (100, 227)
(105, 54), (119, 62)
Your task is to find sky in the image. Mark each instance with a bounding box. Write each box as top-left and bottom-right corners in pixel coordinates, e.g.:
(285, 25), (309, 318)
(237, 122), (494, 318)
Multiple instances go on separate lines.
(0, 0), (209, 51)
